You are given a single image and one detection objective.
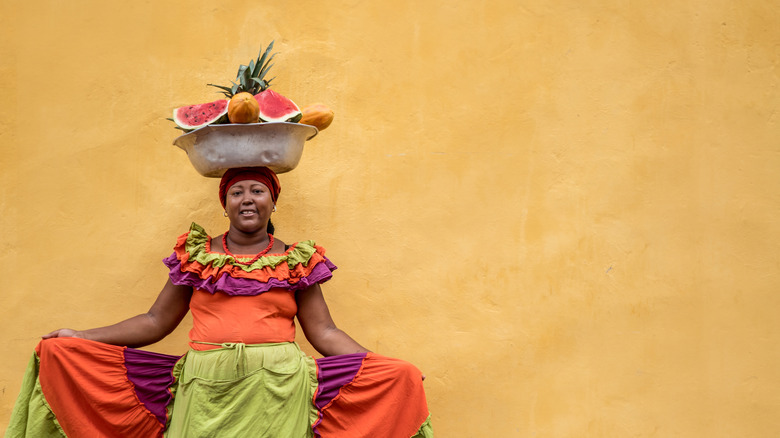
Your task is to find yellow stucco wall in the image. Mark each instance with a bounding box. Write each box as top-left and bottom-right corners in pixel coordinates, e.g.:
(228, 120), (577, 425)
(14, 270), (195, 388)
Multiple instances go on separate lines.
(2, 1), (779, 436)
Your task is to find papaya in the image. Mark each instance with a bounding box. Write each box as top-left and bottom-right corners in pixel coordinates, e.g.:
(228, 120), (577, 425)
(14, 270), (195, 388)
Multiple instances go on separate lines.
(299, 103), (334, 131)
(228, 92), (260, 123)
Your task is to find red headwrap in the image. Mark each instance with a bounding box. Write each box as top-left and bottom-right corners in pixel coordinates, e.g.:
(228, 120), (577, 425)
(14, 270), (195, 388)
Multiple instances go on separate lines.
(219, 167), (281, 207)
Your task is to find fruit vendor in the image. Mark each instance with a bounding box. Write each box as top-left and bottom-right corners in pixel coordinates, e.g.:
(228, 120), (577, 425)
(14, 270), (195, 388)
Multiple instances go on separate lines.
(5, 167), (433, 438)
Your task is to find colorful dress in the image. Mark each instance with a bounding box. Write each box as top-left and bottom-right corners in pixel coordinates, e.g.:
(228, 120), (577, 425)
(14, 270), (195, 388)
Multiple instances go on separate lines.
(6, 223), (433, 438)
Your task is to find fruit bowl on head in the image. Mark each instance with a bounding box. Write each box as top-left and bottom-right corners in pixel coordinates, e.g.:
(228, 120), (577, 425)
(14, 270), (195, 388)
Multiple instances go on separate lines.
(173, 122), (318, 177)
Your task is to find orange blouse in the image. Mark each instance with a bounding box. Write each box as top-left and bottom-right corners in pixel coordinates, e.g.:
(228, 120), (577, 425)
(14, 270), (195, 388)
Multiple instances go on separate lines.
(188, 287), (298, 351)
(163, 223), (337, 351)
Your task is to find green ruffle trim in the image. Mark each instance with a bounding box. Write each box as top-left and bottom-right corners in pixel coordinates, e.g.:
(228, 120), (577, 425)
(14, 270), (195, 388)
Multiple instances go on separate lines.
(411, 414), (434, 437)
(5, 354), (68, 437)
(183, 223), (318, 273)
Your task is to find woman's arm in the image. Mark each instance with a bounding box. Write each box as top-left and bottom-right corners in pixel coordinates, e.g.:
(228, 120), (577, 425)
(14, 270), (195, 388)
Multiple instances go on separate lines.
(296, 283), (369, 357)
(42, 278), (193, 348)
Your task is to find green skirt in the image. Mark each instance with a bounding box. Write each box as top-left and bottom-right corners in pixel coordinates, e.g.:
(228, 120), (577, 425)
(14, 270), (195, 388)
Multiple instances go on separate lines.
(166, 342), (318, 437)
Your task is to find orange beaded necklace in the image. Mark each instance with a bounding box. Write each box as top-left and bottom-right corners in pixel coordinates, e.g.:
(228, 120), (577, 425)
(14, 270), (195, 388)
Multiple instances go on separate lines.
(221, 232), (274, 265)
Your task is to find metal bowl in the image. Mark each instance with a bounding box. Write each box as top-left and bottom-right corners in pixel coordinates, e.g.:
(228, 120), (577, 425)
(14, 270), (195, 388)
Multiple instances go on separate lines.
(173, 122), (318, 177)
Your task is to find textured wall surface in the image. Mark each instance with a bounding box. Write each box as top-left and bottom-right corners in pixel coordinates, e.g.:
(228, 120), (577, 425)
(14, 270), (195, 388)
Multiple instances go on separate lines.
(1, 1), (779, 436)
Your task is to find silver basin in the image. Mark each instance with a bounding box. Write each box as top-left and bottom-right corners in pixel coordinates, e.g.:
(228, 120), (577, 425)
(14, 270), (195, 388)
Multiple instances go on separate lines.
(173, 122), (318, 177)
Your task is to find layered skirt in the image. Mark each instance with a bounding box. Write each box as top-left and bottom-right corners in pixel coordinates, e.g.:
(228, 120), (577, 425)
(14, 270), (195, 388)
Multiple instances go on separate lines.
(6, 338), (433, 438)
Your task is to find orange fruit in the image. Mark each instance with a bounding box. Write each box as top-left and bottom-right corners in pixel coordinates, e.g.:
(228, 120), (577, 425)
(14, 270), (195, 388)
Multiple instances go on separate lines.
(228, 92), (260, 124)
(299, 103), (334, 131)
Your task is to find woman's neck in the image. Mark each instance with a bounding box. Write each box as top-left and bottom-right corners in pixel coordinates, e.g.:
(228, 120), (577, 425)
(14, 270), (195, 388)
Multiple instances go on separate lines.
(224, 226), (270, 254)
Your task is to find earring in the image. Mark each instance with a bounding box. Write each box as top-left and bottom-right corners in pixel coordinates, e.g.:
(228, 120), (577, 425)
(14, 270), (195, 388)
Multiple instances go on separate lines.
(273, 205), (277, 212)
(223, 211), (228, 217)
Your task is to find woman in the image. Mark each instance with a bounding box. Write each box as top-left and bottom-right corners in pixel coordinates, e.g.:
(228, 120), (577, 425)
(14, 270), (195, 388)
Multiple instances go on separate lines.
(6, 167), (433, 438)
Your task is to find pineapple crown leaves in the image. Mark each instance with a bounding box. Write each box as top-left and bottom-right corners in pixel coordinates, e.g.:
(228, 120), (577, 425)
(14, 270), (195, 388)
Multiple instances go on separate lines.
(208, 41), (278, 98)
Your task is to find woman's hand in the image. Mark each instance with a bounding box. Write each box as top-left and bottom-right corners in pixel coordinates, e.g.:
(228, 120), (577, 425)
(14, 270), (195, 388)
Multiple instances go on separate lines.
(37, 280), (193, 348)
(42, 328), (82, 339)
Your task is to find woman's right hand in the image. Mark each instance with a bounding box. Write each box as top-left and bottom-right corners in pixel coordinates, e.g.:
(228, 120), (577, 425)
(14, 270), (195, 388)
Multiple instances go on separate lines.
(36, 280), (193, 347)
(42, 328), (82, 339)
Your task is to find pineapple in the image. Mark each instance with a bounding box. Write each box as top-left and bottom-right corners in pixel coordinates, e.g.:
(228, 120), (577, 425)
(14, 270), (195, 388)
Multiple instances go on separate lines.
(209, 41), (276, 98)
(208, 41), (302, 124)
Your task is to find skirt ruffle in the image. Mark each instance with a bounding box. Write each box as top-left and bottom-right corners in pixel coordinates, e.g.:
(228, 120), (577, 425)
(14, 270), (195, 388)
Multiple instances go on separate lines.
(5, 338), (432, 438)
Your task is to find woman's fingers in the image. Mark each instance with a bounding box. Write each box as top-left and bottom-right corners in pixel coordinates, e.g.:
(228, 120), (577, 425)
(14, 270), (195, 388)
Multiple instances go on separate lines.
(42, 328), (77, 339)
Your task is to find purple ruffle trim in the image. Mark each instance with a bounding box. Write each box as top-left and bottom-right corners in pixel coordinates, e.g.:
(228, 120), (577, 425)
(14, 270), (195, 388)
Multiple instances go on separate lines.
(312, 353), (368, 437)
(163, 253), (337, 296)
(314, 353), (367, 410)
(123, 348), (181, 426)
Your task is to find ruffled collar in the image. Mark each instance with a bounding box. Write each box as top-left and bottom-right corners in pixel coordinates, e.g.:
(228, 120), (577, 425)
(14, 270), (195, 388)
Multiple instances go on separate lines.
(183, 223), (319, 272)
(163, 223), (337, 296)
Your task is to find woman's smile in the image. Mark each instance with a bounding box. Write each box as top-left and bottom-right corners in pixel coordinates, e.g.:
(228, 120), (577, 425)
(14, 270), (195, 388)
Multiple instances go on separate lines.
(224, 179), (274, 234)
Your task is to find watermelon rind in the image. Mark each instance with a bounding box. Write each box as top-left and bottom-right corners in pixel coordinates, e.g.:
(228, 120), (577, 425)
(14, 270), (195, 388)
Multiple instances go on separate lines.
(255, 90), (302, 123)
(173, 99), (229, 131)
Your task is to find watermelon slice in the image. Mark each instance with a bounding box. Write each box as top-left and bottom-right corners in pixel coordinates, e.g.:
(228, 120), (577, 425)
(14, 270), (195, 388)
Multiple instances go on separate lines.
(254, 90), (302, 123)
(172, 99), (229, 131)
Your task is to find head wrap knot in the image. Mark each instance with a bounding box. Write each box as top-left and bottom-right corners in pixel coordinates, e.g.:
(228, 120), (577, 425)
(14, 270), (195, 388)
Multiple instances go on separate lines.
(219, 167), (281, 207)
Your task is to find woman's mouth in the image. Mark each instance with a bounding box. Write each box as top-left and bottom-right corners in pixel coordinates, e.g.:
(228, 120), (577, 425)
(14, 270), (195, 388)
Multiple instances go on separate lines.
(240, 210), (257, 216)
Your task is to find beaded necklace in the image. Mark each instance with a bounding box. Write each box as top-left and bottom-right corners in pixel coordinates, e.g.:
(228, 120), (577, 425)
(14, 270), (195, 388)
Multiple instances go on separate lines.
(221, 231), (274, 265)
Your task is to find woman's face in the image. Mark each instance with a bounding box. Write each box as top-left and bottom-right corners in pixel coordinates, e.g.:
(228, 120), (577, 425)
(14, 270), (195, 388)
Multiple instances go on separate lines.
(225, 179), (274, 233)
